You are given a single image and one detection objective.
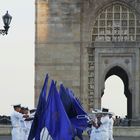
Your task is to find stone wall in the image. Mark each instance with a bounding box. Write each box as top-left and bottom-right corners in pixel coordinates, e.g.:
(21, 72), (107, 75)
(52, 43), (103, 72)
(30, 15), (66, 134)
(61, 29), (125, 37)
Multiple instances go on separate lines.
(35, 0), (83, 107)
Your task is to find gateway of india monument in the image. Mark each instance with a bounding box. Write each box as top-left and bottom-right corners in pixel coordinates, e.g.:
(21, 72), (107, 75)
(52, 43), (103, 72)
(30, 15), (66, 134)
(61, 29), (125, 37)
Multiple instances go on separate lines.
(35, 0), (140, 125)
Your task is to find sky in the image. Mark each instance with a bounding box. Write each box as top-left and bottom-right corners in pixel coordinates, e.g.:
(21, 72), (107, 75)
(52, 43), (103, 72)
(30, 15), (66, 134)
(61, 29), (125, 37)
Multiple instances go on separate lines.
(0, 0), (34, 115)
(0, 0), (127, 117)
(102, 75), (127, 117)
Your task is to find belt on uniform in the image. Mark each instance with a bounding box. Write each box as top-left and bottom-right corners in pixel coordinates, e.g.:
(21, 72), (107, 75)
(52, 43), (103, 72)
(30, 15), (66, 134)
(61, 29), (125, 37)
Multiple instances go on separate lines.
(95, 131), (100, 133)
(100, 130), (107, 132)
(12, 126), (19, 128)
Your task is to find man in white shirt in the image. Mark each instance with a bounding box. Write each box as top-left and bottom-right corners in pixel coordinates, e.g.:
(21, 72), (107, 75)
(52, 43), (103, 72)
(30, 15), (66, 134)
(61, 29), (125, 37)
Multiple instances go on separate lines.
(90, 109), (102, 140)
(98, 108), (110, 140)
(108, 112), (114, 140)
(10, 104), (28, 140)
(20, 107), (28, 140)
(90, 108), (110, 140)
(24, 107), (33, 140)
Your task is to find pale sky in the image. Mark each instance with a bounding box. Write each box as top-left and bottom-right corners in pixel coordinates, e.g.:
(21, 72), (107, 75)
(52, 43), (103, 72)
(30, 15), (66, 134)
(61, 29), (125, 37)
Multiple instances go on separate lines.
(0, 0), (34, 115)
(0, 0), (127, 117)
(102, 75), (127, 117)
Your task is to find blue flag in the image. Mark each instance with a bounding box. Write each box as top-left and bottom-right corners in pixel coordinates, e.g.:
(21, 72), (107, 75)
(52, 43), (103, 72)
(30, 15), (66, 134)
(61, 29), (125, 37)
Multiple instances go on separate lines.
(66, 88), (87, 117)
(59, 84), (88, 140)
(44, 80), (73, 140)
(67, 89), (88, 124)
(66, 88), (89, 140)
(28, 74), (49, 140)
(59, 84), (77, 118)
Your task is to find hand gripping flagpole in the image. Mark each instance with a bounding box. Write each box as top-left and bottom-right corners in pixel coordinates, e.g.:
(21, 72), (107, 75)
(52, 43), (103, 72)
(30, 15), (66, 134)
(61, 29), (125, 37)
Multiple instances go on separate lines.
(76, 114), (92, 123)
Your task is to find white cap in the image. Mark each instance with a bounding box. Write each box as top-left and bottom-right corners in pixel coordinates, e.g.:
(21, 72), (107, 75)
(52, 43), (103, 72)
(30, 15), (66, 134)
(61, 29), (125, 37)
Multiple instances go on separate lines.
(94, 109), (102, 113)
(11, 104), (21, 108)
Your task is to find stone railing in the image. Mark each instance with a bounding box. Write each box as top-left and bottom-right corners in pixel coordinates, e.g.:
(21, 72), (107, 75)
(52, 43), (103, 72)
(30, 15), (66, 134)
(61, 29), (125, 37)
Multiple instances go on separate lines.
(0, 125), (140, 137)
(0, 125), (11, 135)
(113, 126), (140, 137)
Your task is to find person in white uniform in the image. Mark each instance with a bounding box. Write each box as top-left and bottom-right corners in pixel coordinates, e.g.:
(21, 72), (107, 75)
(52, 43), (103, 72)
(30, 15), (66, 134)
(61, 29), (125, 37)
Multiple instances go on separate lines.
(24, 107), (34, 140)
(98, 108), (110, 140)
(90, 108), (110, 140)
(19, 107), (27, 140)
(10, 104), (28, 140)
(90, 124), (97, 140)
(90, 109), (102, 140)
(29, 108), (36, 124)
(108, 112), (114, 140)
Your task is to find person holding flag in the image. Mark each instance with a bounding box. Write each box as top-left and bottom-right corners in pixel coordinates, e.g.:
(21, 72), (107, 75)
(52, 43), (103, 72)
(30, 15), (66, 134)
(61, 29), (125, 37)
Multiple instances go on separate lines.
(42, 80), (74, 140)
(28, 74), (74, 140)
(59, 84), (89, 140)
(28, 74), (49, 140)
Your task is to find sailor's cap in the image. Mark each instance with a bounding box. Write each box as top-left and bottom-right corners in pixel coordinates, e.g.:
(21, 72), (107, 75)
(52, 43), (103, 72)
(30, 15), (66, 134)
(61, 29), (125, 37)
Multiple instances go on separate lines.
(93, 109), (102, 113)
(12, 104), (21, 108)
(30, 108), (36, 113)
(102, 108), (109, 113)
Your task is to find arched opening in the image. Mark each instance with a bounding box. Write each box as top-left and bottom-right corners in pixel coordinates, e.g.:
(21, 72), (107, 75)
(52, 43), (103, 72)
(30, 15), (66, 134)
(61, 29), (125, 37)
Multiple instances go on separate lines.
(101, 66), (132, 119)
(102, 75), (127, 117)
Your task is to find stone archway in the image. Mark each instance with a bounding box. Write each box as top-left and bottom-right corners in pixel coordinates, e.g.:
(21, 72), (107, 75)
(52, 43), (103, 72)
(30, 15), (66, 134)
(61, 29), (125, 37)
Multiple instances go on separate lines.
(102, 66), (132, 119)
(87, 1), (140, 124)
(35, 0), (140, 125)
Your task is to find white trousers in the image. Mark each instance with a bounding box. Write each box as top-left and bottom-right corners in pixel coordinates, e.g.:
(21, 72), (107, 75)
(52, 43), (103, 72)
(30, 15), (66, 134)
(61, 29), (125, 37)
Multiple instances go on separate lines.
(11, 128), (20, 140)
(24, 129), (30, 140)
(100, 131), (108, 140)
(90, 131), (108, 140)
(109, 130), (114, 140)
(20, 128), (27, 140)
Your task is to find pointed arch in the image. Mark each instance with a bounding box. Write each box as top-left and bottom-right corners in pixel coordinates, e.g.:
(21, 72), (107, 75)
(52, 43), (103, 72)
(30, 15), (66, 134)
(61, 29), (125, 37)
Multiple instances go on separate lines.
(101, 64), (133, 93)
(102, 75), (127, 117)
(101, 66), (132, 119)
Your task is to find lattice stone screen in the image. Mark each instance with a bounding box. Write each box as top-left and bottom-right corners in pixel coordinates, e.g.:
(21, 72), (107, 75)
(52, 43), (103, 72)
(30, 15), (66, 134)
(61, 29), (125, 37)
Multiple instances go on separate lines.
(92, 4), (140, 42)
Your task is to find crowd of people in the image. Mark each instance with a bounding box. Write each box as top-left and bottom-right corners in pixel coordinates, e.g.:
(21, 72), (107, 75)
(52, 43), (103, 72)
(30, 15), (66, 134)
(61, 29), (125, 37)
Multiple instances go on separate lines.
(114, 115), (131, 126)
(10, 102), (130, 140)
(10, 104), (36, 140)
(10, 103), (115, 140)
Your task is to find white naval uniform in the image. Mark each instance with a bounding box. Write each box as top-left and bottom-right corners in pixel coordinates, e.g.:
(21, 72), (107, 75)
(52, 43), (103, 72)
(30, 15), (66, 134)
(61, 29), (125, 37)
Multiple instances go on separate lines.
(90, 126), (104, 140)
(108, 118), (114, 140)
(90, 117), (98, 140)
(99, 115), (110, 140)
(90, 117), (104, 140)
(24, 116), (33, 140)
(10, 111), (23, 140)
(25, 112), (35, 140)
(90, 126), (96, 140)
(20, 117), (26, 140)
